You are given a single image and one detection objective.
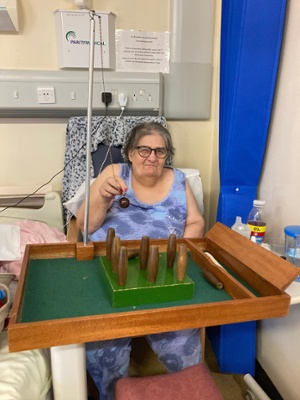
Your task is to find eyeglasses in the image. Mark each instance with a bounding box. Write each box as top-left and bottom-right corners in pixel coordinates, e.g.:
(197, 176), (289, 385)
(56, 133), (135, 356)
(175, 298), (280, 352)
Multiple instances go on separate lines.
(134, 146), (169, 159)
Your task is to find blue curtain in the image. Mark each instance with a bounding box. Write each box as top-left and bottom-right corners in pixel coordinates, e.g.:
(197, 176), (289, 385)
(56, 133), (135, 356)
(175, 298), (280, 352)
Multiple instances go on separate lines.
(217, 0), (286, 228)
(210, 0), (287, 375)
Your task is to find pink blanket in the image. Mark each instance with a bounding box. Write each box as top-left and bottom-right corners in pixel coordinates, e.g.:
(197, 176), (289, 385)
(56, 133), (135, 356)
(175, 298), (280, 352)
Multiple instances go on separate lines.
(0, 220), (66, 279)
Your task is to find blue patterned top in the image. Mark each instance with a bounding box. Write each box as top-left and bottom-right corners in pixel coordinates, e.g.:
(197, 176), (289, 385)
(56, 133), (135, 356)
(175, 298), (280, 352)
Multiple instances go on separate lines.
(89, 164), (187, 241)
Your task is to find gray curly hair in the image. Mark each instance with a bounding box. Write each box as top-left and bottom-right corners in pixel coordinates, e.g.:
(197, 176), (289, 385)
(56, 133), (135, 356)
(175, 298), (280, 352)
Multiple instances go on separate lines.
(122, 122), (175, 165)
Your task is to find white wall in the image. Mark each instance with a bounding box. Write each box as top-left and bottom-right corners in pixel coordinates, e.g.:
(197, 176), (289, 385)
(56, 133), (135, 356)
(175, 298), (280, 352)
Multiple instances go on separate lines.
(259, 0), (300, 237)
(0, 0), (221, 231)
(257, 3), (300, 398)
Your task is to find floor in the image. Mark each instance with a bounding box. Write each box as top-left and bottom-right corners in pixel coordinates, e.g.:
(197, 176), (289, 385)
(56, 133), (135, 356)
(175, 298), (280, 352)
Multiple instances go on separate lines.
(204, 337), (248, 400)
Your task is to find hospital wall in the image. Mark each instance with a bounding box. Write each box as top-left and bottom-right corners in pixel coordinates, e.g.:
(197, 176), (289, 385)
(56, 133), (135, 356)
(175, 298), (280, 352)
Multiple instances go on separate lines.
(259, 0), (300, 237)
(0, 0), (221, 231)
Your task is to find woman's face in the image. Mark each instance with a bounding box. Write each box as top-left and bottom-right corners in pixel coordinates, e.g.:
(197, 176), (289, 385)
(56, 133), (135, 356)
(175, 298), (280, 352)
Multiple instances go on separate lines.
(129, 132), (167, 178)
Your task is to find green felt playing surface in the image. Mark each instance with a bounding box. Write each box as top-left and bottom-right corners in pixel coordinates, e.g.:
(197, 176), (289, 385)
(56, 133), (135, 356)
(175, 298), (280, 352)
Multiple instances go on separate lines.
(20, 253), (232, 323)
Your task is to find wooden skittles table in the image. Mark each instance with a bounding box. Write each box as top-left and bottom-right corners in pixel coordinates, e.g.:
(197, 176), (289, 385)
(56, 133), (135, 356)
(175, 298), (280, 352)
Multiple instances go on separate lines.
(8, 223), (299, 400)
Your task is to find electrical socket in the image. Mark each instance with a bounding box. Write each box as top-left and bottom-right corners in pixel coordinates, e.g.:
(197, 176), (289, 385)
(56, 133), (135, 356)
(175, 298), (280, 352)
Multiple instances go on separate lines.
(37, 87), (56, 104)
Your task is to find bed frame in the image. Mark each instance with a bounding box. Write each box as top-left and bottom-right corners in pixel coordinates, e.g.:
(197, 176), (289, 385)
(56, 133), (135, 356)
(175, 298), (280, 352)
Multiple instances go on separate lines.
(0, 191), (64, 232)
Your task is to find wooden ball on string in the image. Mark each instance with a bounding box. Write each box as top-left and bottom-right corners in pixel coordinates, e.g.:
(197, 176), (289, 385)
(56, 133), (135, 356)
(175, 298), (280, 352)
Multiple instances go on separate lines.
(119, 188), (130, 208)
(119, 196), (130, 208)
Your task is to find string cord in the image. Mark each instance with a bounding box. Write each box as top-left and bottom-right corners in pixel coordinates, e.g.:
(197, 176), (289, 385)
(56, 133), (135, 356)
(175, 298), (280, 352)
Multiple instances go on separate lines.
(98, 109), (124, 175)
(97, 14), (124, 197)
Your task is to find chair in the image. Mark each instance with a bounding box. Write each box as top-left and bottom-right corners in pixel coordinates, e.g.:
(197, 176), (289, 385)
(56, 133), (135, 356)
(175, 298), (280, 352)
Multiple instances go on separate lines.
(115, 362), (224, 400)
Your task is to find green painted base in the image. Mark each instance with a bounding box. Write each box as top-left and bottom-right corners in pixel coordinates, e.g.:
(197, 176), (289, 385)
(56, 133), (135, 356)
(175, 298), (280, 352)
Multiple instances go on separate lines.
(99, 253), (194, 308)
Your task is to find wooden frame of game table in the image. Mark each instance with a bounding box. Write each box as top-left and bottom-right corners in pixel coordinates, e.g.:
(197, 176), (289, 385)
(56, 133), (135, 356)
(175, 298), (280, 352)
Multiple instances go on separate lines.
(8, 222), (298, 353)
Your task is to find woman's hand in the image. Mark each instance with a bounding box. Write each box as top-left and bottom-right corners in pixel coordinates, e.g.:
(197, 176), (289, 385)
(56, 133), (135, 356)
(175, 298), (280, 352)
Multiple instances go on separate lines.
(76, 164), (126, 234)
(99, 176), (127, 201)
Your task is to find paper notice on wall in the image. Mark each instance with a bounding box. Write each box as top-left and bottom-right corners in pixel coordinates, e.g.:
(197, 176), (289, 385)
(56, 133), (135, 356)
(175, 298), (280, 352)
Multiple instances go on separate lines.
(115, 30), (170, 73)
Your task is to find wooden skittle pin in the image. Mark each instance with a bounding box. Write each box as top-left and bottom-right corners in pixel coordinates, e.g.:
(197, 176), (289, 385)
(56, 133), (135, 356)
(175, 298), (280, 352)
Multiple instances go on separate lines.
(106, 227), (115, 261)
(140, 236), (150, 270)
(111, 236), (121, 273)
(176, 243), (188, 281)
(147, 245), (159, 283)
(202, 269), (224, 289)
(117, 247), (128, 286)
(167, 233), (177, 268)
(128, 248), (140, 259)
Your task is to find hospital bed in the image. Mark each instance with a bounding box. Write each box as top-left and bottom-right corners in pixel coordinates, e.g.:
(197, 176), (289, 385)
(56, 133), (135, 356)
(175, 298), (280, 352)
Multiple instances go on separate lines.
(0, 188), (66, 400)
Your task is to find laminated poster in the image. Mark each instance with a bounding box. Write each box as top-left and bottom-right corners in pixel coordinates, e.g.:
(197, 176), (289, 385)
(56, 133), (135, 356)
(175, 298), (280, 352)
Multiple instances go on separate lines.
(115, 29), (170, 73)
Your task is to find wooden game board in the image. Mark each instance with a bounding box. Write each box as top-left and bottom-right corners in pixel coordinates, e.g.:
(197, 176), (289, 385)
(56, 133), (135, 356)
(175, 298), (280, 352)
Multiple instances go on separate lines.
(8, 223), (299, 352)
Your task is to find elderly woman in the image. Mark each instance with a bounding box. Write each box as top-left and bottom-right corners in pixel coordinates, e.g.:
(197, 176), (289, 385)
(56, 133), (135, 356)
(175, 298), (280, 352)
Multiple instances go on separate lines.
(76, 122), (204, 400)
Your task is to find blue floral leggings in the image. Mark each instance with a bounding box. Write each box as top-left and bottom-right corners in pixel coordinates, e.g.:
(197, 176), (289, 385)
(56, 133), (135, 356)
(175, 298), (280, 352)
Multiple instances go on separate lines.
(86, 328), (202, 400)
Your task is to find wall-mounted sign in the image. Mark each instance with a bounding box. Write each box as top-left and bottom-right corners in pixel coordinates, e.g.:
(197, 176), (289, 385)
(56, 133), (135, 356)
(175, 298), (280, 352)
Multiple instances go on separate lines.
(116, 29), (170, 73)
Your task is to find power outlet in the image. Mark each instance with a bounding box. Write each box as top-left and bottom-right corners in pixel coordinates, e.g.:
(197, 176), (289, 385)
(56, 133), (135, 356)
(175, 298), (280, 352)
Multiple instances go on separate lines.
(37, 87), (56, 104)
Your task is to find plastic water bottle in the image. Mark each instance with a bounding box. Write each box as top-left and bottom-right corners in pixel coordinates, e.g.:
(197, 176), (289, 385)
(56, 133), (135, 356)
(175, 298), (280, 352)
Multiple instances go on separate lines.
(231, 216), (251, 238)
(247, 200), (267, 244)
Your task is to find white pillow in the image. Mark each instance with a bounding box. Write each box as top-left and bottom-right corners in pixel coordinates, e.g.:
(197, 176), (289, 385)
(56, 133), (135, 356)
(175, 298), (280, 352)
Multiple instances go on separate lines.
(178, 168), (204, 215)
(0, 331), (52, 399)
(63, 178), (96, 217)
(0, 224), (21, 261)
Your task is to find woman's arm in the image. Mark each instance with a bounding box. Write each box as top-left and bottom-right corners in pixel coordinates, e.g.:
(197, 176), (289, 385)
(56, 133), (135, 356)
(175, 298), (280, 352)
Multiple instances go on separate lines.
(183, 181), (205, 238)
(76, 164), (126, 234)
